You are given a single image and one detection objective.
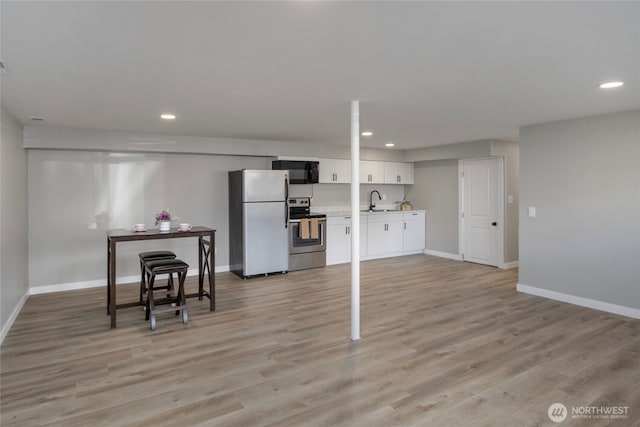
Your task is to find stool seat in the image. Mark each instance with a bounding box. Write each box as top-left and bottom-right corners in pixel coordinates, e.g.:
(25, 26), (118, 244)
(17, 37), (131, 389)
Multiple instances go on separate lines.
(144, 258), (190, 330)
(138, 251), (177, 303)
(145, 259), (189, 273)
(138, 250), (177, 261)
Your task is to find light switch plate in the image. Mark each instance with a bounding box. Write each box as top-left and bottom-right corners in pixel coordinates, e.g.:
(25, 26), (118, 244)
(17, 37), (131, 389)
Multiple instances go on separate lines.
(508, 195), (514, 204)
(528, 207), (536, 217)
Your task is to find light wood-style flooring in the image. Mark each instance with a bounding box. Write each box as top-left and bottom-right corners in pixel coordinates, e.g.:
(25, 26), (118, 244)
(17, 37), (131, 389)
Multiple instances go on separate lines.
(2, 255), (639, 426)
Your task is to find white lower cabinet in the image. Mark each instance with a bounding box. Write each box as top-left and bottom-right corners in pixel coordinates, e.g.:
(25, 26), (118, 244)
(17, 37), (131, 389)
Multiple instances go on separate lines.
(403, 211), (426, 251)
(327, 210), (425, 264)
(366, 212), (404, 256)
(326, 215), (367, 265)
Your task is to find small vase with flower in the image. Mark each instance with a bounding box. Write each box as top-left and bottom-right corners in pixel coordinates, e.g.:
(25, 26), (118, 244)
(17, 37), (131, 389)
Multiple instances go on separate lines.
(155, 209), (171, 232)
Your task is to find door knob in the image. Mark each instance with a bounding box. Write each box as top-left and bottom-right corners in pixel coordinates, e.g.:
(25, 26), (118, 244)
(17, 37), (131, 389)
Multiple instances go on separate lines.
(491, 222), (497, 226)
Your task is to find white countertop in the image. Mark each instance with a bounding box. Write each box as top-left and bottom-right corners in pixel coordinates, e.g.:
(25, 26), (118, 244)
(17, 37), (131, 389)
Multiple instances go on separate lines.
(314, 205), (425, 217)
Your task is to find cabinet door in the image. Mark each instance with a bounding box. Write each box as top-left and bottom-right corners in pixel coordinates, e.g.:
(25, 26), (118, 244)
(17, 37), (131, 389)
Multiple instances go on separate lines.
(367, 222), (388, 256)
(384, 162), (400, 184)
(327, 223), (350, 264)
(333, 159), (351, 183)
(403, 220), (425, 251)
(369, 161), (385, 184)
(399, 162), (414, 184)
(318, 158), (335, 183)
(360, 161), (373, 183)
(360, 160), (385, 184)
(386, 221), (404, 253)
(384, 162), (414, 184)
(367, 220), (403, 255)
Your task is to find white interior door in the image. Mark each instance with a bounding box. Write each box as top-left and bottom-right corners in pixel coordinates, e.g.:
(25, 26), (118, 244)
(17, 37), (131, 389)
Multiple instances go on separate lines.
(461, 158), (503, 267)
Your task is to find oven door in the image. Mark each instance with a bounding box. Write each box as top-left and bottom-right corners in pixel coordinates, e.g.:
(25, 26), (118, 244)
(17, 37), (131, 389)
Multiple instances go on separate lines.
(289, 219), (326, 254)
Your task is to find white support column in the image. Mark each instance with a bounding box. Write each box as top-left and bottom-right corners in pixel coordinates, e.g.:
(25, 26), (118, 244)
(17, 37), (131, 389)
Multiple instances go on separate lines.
(350, 100), (361, 341)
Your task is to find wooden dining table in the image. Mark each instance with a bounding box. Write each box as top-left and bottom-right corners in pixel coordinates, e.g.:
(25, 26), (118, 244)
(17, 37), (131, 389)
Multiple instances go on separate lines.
(106, 226), (216, 328)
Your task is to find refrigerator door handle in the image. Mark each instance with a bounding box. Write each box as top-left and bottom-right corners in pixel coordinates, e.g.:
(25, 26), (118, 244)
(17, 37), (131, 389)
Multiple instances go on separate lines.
(284, 174), (289, 228)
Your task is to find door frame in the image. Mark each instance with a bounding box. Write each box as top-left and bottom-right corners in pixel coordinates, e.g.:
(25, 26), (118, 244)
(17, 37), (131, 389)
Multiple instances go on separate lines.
(458, 157), (505, 267)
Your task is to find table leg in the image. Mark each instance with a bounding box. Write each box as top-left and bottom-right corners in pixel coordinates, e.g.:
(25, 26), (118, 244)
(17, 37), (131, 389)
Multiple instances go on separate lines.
(107, 238), (111, 315)
(198, 236), (204, 301)
(209, 230), (215, 311)
(109, 240), (117, 328)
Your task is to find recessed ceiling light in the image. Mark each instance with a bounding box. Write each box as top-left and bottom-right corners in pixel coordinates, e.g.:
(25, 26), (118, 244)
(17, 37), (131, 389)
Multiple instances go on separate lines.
(385, 143), (395, 147)
(361, 131), (373, 137)
(30, 117), (45, 122)
(160, 113), (176, 120)
(599, 81), (624, 89)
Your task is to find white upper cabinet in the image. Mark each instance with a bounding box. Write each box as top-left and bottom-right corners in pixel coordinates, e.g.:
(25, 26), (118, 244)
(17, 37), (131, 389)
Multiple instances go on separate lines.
(360, 160), (385, 184)
(319, 158), (413, 185)
(318, 159), (351, 183)
(384, 162), (414, 184)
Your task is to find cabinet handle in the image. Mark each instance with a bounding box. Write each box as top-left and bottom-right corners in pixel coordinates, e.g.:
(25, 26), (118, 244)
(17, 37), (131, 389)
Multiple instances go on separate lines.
(404, 222), (406, 230)
(397, 175), (400, 183)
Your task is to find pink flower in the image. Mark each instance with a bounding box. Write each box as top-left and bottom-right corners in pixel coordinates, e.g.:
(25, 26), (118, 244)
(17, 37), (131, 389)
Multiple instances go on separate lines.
(155, 209), (171, 225)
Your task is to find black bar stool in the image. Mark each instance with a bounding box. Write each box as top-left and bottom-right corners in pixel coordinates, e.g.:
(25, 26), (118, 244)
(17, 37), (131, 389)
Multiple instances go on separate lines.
(144, 259), (189, 331)
(138, 251), (176, 303)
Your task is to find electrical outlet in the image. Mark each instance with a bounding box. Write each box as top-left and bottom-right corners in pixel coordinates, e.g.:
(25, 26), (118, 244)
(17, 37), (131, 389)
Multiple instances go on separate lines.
(215, 246), (218, 255)
(382, 193), (387, 201)
(528, 207), (536, 217)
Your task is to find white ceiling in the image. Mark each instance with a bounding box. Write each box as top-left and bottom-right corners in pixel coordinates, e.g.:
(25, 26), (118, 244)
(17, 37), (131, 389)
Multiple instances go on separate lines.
(1, 1), (638, 150)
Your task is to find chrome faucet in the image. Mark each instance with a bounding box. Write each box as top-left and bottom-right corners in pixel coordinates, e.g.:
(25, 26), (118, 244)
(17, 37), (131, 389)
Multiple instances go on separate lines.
(369, 190), (382, 211)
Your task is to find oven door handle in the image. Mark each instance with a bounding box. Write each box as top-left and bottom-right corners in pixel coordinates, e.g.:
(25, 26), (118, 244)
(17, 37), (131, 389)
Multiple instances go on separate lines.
(289, 219), (327, 224)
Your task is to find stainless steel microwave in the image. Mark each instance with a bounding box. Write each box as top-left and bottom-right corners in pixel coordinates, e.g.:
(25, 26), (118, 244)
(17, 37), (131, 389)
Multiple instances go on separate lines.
(272, 160), (319, 184)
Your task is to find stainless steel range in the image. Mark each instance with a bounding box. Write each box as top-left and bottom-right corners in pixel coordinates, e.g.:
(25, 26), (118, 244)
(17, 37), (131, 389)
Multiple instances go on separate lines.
(288, 197), (326, 271)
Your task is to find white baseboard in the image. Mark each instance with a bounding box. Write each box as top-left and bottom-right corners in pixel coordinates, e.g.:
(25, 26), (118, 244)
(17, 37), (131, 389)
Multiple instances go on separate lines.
(29, 265), (230, 296)
(517, 283), (640, 320)
(500, 261), (519, 269)
(423, 249), (463, 261)
(0, 291), (29, 346)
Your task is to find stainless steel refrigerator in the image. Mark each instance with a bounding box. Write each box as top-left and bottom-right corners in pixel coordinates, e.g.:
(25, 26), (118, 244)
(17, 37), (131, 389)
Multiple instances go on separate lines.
(228, 170), (289, 278)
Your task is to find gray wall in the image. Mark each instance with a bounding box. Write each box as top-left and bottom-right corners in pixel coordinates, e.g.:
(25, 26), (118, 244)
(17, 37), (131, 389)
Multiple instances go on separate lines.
(1, 106), (29, 331)
(519, 109), (640, 310)
(24, 125), (404, 162)
(491, 140), (519, 263)
(28, 150), (267, 288)
(407, 160), (459, 254)
(405, 140), (519, 262)
(291, 183), (407, 209)
(26, 128), (410, 289)
(403, 139), (492, 162)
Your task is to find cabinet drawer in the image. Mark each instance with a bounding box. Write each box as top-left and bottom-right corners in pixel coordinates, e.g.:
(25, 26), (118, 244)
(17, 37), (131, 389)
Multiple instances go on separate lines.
(367, 212), (403, 223)
(327, 216), (351, 226)
(403, 211), (425, 221)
